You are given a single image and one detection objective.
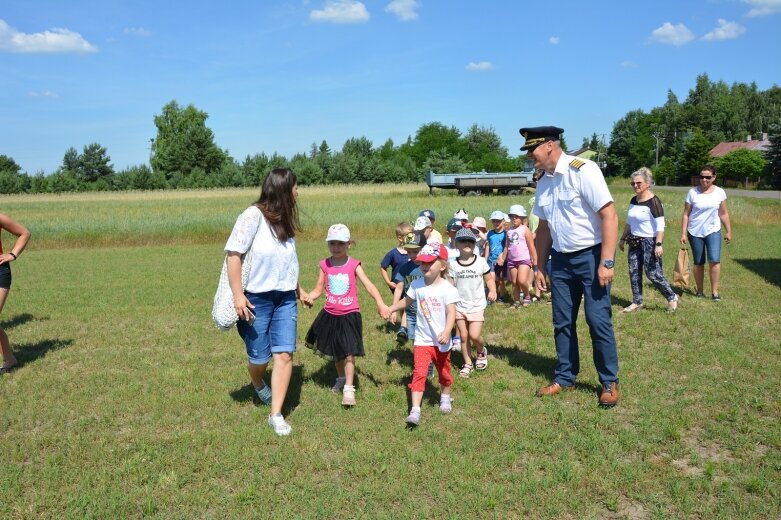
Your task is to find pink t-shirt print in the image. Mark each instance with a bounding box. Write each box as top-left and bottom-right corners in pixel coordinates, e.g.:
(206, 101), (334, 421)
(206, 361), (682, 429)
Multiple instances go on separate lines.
(322, 257), (361, 316)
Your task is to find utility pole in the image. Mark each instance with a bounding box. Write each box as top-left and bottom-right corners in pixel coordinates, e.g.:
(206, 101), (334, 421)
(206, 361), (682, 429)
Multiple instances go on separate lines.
(652, 130), (665, 167)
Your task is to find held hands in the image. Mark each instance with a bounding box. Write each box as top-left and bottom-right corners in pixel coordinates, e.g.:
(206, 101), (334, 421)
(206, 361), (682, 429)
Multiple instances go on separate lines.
(377, 304), (392, 321)
(299, 291), (314, 308)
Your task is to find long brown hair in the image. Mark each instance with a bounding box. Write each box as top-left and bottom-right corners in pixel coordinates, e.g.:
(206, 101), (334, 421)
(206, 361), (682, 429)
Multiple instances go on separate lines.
(254, 168), (301, 242)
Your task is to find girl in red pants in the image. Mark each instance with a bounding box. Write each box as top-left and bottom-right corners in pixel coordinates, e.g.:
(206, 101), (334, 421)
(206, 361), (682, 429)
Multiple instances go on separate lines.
(387, 242), (460, 426)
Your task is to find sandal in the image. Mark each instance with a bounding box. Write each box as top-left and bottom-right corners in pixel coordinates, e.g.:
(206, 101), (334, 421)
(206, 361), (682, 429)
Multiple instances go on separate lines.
(512, 301), (521, 309)
(475, 348), (488, 370)
(459, 363), (473, 378)
(522, 296), (532, 307)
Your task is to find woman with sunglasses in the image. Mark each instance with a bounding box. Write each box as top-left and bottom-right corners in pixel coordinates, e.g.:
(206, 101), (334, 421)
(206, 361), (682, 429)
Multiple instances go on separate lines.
(619, 167), (678, 312)
(680, 164), (732, 300)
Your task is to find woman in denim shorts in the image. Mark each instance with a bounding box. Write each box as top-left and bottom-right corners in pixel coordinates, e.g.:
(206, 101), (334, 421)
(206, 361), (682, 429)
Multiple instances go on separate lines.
(680, 164), (732, 300)
(0, 213), (31, 374)
(225, 169), (310, 436)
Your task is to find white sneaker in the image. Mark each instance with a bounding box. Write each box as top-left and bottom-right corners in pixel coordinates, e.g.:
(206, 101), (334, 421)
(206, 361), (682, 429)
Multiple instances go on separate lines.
(342, 385), (356, 406)
(331, 377), (346, 393)
(267, 413), (292, 436)
(406, 409), (421, 426)
(440, 397), (452, 414)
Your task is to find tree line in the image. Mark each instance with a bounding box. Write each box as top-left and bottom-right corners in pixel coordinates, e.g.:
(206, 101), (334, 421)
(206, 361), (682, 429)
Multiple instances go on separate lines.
(608, 73), (781, 187)
(1, 73), (780, 194)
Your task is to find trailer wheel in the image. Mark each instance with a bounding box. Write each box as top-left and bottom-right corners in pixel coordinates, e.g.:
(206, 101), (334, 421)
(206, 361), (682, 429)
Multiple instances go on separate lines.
(465, 189), (482, 197)
(506, 189), (521, 196)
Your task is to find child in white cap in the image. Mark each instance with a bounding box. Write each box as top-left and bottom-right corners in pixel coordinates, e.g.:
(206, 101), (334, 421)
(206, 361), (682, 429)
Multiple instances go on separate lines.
(500, 205), (538, 308)
(387, 242), (460, 426)
(305, 224), (391, 406)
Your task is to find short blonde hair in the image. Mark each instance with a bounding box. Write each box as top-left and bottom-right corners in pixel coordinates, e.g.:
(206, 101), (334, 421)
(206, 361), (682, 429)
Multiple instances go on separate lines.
(630, 166), (653, 185)
(396, 222), (413, 236)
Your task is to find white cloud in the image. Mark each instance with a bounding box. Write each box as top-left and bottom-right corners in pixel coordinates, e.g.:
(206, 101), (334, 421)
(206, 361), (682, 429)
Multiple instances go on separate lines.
(0, 18), (97, 53)
(649, 22), (695, 46)
(124, 27), (152, 37)
(702, 19), (746, 41)
(28, 90), (59, 98)
(465, 61), (493, 72)
(385, 0), (420, 21)
(549, 36), (560, 45)
(620, 60), (639, 68)
(310, 1), (370, 23)
(743, 0), (781, 17)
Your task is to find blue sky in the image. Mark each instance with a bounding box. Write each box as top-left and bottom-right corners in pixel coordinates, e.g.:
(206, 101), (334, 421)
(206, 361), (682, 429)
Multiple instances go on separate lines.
(2, 0), (780, 175)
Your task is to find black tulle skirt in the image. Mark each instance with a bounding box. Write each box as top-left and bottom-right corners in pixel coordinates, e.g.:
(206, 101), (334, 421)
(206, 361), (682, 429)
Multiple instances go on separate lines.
(305, 310), (365, 360)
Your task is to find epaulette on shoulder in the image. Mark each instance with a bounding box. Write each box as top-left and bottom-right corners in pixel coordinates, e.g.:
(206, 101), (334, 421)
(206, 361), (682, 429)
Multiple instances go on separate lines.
(569, 158), (585, 170)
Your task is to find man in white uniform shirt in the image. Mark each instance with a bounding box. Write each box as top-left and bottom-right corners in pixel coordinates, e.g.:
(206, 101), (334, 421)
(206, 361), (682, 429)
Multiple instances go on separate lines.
(524, 126), (621, 408)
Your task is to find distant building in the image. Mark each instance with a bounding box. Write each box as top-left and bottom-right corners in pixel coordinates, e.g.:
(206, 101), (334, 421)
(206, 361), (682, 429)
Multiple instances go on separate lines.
(709, 133), (770, 158)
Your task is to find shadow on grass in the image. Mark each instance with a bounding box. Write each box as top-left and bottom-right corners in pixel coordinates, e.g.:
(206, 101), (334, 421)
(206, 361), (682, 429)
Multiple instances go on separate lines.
(8, 338), (73, 371)
(0, 313), (43, 330)
(229, 366), (304, 416)
(386, 344), (413, 368)
(734, 258), (781, 289)
(488, 343), (602, 394)
(395, 374), (442, 408)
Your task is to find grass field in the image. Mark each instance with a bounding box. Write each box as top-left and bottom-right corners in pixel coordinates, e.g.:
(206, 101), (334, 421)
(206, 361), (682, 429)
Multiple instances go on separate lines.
(1, 184), (779, 519)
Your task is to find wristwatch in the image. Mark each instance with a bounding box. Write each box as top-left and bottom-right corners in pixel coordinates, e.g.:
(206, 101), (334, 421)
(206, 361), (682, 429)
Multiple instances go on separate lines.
(655, 242), (663, 246)
(601, 259), (615, 269)
(532, 264), (539, 273)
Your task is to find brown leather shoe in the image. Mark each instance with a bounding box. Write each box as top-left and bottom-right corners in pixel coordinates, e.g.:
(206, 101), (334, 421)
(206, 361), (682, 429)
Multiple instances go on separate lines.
(599, 382), (620, 407)
(536, 382), (574, 397)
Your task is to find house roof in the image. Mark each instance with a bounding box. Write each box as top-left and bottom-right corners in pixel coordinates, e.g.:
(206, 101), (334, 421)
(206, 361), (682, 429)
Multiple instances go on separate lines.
(709, 139), (770, 157)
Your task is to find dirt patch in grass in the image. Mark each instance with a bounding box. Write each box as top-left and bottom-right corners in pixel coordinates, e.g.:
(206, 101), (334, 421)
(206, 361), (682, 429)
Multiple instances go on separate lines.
(603, 494), (650, 519)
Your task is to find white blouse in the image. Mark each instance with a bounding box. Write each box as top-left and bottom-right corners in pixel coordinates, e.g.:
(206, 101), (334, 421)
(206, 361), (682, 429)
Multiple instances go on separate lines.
(224, 206), (299, 293)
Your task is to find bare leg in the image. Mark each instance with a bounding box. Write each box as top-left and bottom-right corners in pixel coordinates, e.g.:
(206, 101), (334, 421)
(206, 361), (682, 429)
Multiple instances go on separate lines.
(247, 362), (268, 390)
(709, 262), (721, 295)
(411, 390), (424, 408)
(270, 352), (293, 416)
(0, 288), (16, 367)
(518, 265), (531, 298)
(468, 321), (485, 356)
(335, 357), (346, 379)
(510, 267), (521, 302)
(456, 320), (471, 366)
(342, 355), (356, 386)
(693, 264), (705, 293)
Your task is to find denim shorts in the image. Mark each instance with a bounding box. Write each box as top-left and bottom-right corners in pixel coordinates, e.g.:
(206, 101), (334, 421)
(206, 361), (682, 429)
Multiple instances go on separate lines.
(688, 231), (721, 265)
(236, 290), (297, 365)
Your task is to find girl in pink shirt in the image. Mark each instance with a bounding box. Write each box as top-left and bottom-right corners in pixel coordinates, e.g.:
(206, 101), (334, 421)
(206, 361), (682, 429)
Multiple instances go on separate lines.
(305, 224), (390, 407)
(499, 205), (538, 308)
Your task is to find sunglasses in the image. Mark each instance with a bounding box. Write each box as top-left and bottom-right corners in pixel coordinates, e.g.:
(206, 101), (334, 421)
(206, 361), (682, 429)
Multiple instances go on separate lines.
(699, 175), (714, 180)
(629, 181), (644, 186)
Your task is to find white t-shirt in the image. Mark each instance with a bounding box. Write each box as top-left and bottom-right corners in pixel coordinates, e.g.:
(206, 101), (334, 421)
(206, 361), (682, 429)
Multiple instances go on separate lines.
(532, 153), (614, 253)
(626, 195), (666, 238)
(406, 277), (460, 351)
(685, 186), (727, 238)
(224, 206), (299, 293)
(449, 255), (491, 313)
